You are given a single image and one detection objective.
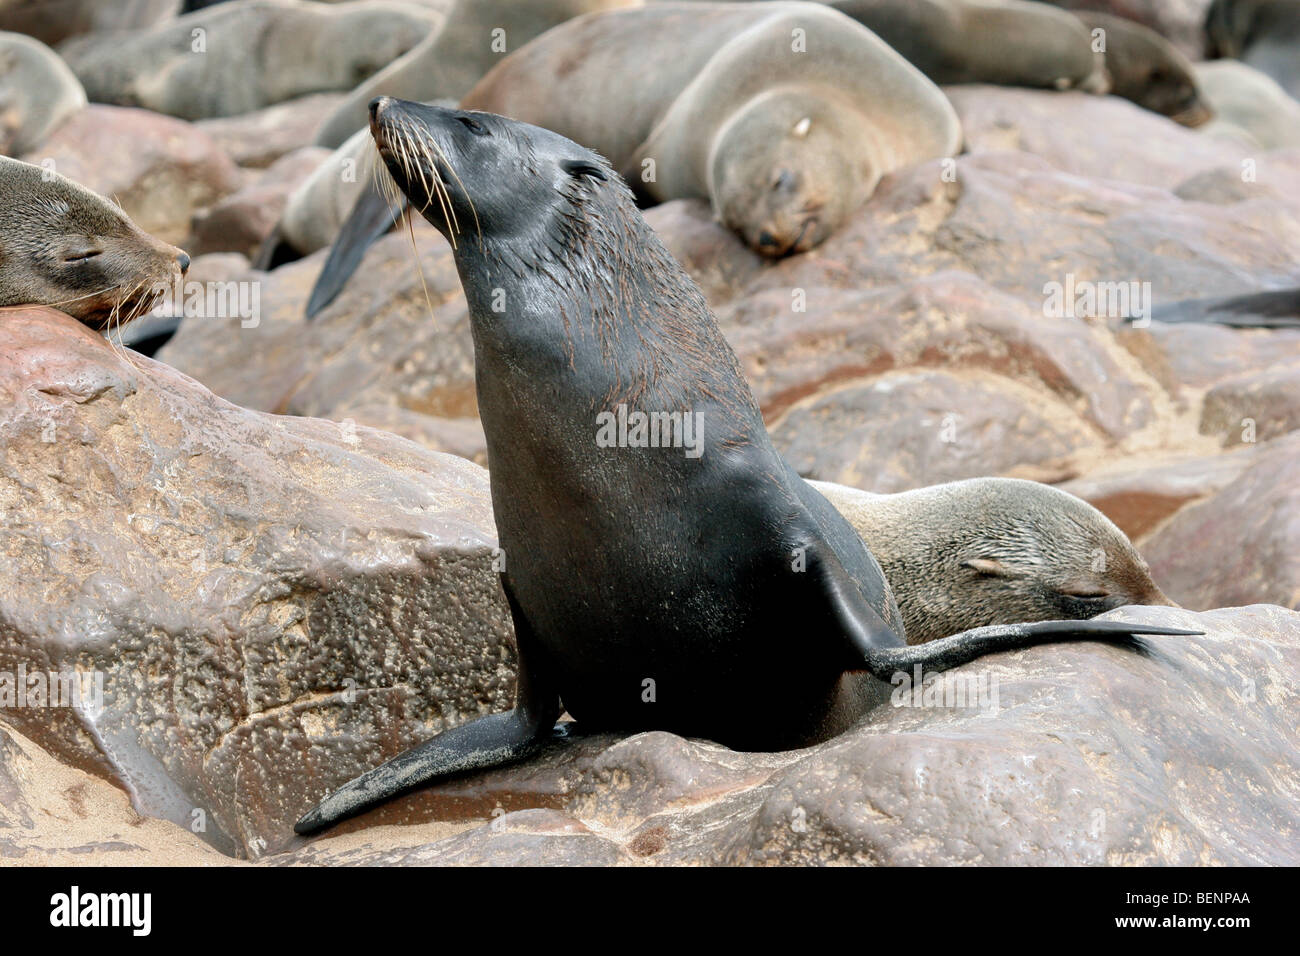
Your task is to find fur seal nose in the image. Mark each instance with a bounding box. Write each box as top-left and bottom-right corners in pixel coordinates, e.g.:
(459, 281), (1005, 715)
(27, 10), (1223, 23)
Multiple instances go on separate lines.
(369, 97), (393, 125)
(176, 251), (190, 275)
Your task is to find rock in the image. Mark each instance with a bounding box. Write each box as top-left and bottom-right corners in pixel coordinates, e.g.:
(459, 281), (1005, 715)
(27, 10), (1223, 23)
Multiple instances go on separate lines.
(945, 86), (1252, 189)
(1059, 448), (1257, 540)
(1200, 363), (1300, 447)
(21, 104), (241, 245)
(0, 30), (86, 156)
(190, 146), (332, 257)
(196, 92), (348, 169)
(1143, 434), (1300, 609)
(0, 306), (516, 858)
(772, 367), (1100, 490)
(1119, 321), (1300, 390)
(0, 720), (229, 865)
(276, 604), (1300, 865)
(60, 0), (437, 120)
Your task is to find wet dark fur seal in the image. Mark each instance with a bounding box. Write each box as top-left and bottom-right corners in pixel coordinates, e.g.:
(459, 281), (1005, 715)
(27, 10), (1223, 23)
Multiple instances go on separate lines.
(293, 97), (1196, 835)
(813, 478), (1175, 645)
(0, 156), (189, 331)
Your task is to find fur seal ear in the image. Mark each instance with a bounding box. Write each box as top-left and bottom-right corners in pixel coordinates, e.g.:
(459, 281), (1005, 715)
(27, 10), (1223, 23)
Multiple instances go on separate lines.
(961, 557), (1014, 578)
(561, 159), (607, 182)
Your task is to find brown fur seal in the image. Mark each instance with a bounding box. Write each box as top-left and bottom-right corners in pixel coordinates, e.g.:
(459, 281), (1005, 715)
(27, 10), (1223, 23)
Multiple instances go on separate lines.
(58, 0), (437, 120)
(1077, 11), (1213, 125)
(1206, 0), (1300, 99)
(292, 97), (1193, 833)
(813, 478), (1175, 645)
(314, 0), (638, 149)
(0, 157), (189, 331)
(828, 0), (1109, 91)
(0, 31), (86, 155)
(297, 0), (961, 313)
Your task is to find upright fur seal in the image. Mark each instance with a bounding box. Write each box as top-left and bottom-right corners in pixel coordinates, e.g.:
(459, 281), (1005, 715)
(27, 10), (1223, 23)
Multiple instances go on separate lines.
(293, 98), (1194, 834)
(298, 0), (961, 314)
(813, 478), (1175, 645)
(0, 31), (87, 155)
(0, 157), (189, 330)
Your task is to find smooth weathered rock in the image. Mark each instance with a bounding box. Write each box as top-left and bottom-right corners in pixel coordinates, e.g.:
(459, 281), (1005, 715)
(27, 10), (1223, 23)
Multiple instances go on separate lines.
(21, 104), (242, 245)
(1199, 363), (1300, 447)
(0, 306), (516, 858)
(772, 367), (1100, 490)
(272, 605), (1300, 865)
(1143, 434), (1300, 610)
(197, 92), (348, 169)
(190, 146), (331, 257)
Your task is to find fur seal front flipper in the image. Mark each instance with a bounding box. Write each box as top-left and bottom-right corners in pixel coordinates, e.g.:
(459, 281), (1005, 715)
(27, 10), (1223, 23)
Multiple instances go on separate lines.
(305, 181), (405, 318)
(293, 98), (1198, 836)
(1138, 288), (1300, 328)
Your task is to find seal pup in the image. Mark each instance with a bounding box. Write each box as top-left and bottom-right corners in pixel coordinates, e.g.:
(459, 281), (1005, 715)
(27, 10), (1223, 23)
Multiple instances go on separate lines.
(299, 0), (961, 314)
(0, 31), (87, 156)
(1205, 0), (1300, 99)
(828, 0), (1108, 91)
(813, 478), (1176, 646)
(0, 157), (189, 331)
(292, 98), (1194, 834)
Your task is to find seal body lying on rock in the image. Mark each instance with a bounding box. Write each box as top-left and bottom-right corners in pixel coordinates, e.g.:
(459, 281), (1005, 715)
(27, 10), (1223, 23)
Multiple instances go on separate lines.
(0, 31), (87, 155)
(813, 478), (1176, 645)
(292, 97), (1196, 835)
(0, 156), (189, 331)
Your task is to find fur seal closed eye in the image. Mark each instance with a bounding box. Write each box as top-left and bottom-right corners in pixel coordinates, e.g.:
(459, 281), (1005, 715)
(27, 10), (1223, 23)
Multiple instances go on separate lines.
(0, 157), (189, 332)
(812, 478), (1176, 646)
(292, 97), (1196, 835)
(295, 0), (961, 315)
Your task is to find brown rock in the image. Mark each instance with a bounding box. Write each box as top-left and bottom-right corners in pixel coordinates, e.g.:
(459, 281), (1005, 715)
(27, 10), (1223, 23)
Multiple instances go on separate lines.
(21, 104), (242, 246)
(0, 306), (515, 858)
(196, 92), (349, 169)
(190, 146), (332, 257)
(1200, 363), (1300, 447)
(1143, 434), (1300, 609)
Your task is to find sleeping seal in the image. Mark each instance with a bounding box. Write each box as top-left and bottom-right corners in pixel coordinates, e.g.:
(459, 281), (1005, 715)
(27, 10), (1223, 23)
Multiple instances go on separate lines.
(0, 156), (189, 331)
(295, 0), (962, 313)
(292, 97), (1194, 834)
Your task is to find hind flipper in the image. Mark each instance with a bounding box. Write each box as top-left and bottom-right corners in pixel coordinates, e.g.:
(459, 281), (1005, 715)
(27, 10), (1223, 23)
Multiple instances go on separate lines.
(295, 592), (559, 835)
(810, 542), (1200, 680)
(305, 182), (407, 319)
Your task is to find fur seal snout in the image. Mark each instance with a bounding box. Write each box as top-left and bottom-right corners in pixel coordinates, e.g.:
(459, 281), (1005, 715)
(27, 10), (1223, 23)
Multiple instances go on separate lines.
(294, 98), (1198, 836)
(0, 157), (189, 332)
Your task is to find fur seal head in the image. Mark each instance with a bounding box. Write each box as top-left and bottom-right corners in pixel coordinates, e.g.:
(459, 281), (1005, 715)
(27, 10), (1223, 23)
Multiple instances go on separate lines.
(0, 157), (188, 331)
(708, 89), (870, 258)
(1078, 13), (1212, 127)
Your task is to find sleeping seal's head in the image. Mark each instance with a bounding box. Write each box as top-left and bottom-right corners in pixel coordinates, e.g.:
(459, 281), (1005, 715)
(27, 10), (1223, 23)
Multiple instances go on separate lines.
(367, 96), (629, 254)
(0, 156), (189, 331)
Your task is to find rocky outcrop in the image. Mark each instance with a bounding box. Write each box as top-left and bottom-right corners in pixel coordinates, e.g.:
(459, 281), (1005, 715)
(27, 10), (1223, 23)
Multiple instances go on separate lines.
(0, 306), (514, 858)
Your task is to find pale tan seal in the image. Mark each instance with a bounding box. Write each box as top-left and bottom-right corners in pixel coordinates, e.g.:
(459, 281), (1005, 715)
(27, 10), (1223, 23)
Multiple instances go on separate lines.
(814, 478), (1175, 645)
(0, 31), (86, 156)
(0, 156), (189, 331)
(314, 0), (639, 149)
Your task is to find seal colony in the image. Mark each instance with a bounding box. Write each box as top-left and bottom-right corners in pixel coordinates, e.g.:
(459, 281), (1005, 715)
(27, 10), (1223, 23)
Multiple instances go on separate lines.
(0, 156), (189, 332)
(294, 0), (961, 313)
(292, 98), (1196, 834)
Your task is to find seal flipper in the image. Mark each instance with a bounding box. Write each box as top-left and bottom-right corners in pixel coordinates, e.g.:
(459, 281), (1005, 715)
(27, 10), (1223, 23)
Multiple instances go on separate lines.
(294, 593), (560, 835)
(304, 181), (406, 319)
(1139, 288), (1300, 328)
(810, 542), (1200, 681)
